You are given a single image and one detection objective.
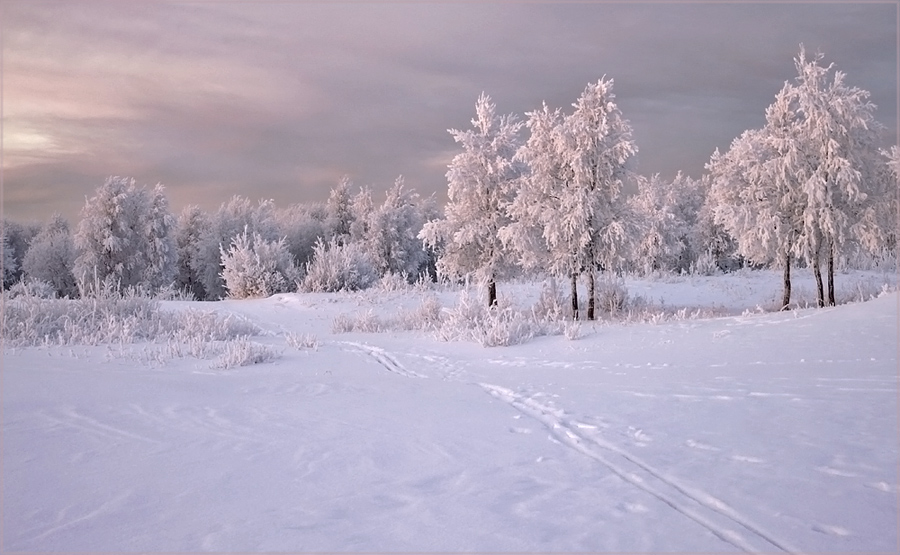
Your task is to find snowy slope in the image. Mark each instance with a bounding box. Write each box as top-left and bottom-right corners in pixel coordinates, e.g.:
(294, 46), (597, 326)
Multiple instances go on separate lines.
(3, 272), (898, 553)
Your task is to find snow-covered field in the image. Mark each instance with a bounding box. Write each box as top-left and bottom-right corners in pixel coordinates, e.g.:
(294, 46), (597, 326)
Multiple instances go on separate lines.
(3, 269), (898, 553)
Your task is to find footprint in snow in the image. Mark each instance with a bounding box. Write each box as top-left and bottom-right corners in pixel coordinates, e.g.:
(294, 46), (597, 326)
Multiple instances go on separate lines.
(509, 427), (533, 434)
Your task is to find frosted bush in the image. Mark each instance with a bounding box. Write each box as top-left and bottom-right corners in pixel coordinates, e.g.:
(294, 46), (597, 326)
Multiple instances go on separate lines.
(286, 332), (319, 350)
(301, 238), (377, 293)
(531, 278), (568, 321)
(689, 249), (720, 276)
(595, 277), (629, 314)
(212, 337), (281, 369)
(3, 287), (261, 348)
(376, 272), (411, 292)
(220, 228), (297, 299)
(332, 295), (443, 334)
(7, 279), (58, 300)
(436, 289), (536, 347)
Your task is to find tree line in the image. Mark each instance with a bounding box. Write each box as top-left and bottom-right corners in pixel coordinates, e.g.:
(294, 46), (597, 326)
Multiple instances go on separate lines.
(3, 47), (896, 315)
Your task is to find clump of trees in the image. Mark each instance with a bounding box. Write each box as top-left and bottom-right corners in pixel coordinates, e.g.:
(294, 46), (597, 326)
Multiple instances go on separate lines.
(3, 47), (894, 316)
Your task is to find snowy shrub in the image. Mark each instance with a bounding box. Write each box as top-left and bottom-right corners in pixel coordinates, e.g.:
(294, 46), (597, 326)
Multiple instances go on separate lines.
(563, 320), (582, 340)
(2, 287), (261, 348)
(286, 332), (319, 351)
(212, 337), (281, 369)
(595, 278), (630, 315)
(332, 295), (444, 334)
(6, 279), (58, 299)
(689, 250), (720, 277)
(436, 289), (536, 347)
(220, 228), (297, 299)
(376, 272), (412, 292)
(301, 238), (377, 293)
(531, 278), (568, 321)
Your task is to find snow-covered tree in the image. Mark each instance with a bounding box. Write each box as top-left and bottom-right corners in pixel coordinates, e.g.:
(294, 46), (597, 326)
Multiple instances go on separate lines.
(22, 214), (78, 298)
(3, 219), (41, 287)
(692, 174), (741, 273)
(143, 184), (177, 291)
(349, 185), (374, 244)
(192, 196), (279, 300)
(504, 78), (637, 320)
(364, 176), (428, 279)
(174, 205), (211, 300)
(708, 99), (806, 310)
(326, 176), (355, 243)
(787, 47), (887, 306)
(220, 227), (297, 299)
(73, 176), (177, 296)
(276, 203), (328, 272)
(2, 226), (18, 289)
(420, 92), (523, 307)
(628, 173), (698, 274)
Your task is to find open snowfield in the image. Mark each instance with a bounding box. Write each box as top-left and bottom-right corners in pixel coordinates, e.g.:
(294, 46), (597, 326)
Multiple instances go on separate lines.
(3, 269), (898, 553)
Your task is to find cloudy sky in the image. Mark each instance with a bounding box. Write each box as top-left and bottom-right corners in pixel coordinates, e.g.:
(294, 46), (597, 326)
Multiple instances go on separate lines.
(2, 1), (897, 224)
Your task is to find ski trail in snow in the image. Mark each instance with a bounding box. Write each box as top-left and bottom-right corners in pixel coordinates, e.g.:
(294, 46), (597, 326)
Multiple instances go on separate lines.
(340, 342), (425, 378)
(480, 383), (800, 555)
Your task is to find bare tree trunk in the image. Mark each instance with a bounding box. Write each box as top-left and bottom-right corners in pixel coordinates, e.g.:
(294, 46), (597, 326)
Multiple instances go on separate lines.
(827, 240), (835, 306)
(781, 251), (792, 311)
(571, 273), (579, 321)
(812, 251), (824, 308)
(587, 270), (596, 321)
(487, 278), (497, 309)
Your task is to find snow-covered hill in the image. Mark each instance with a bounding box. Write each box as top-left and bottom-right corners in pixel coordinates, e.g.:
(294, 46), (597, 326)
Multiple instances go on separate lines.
(3, 270), (897, 552)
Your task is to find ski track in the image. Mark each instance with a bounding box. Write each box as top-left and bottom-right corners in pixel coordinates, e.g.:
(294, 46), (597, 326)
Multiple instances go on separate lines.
(479, 383), (802, 555)
(340, 342), (425, 379)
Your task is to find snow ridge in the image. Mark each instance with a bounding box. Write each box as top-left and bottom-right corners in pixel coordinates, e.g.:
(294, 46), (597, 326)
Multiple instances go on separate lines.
(480, 383), (801, 554)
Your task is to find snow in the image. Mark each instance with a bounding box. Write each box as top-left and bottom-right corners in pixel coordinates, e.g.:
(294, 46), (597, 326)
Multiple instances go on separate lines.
(3, 270), (898, 552)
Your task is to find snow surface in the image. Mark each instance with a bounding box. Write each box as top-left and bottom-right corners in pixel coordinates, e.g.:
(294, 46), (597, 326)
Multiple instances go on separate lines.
(3, 270), (898, 553)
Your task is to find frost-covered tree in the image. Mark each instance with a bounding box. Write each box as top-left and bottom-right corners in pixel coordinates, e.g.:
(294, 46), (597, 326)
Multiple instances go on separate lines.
(364, 176), (428, 279)
(22, 214), (78, 298)
(2, 219), (40, 287)
(1, 226), (18, 289)
(143, 185), (177, 291)
(326, 176), (355, 243)
(692, 174), (741, 273)
(628, 173), (697, 274)
(74, 176), (177, 296)
(276, 203), (328, 272)
(713, 48), (890, 309)
(504, 78), (637, 320)
(220, 227), (297, 299)
(349, 185), (375, 244)
(420, 93), (523, 307)
(192, 196), (279, 300)
(787, 47), (888, 306)
(175, 205), (211, 300)
(708, 99), (806, 310)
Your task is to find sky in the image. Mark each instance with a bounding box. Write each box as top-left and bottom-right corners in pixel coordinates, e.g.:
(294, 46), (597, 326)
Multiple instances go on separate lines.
(2, 1), (897, 224)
